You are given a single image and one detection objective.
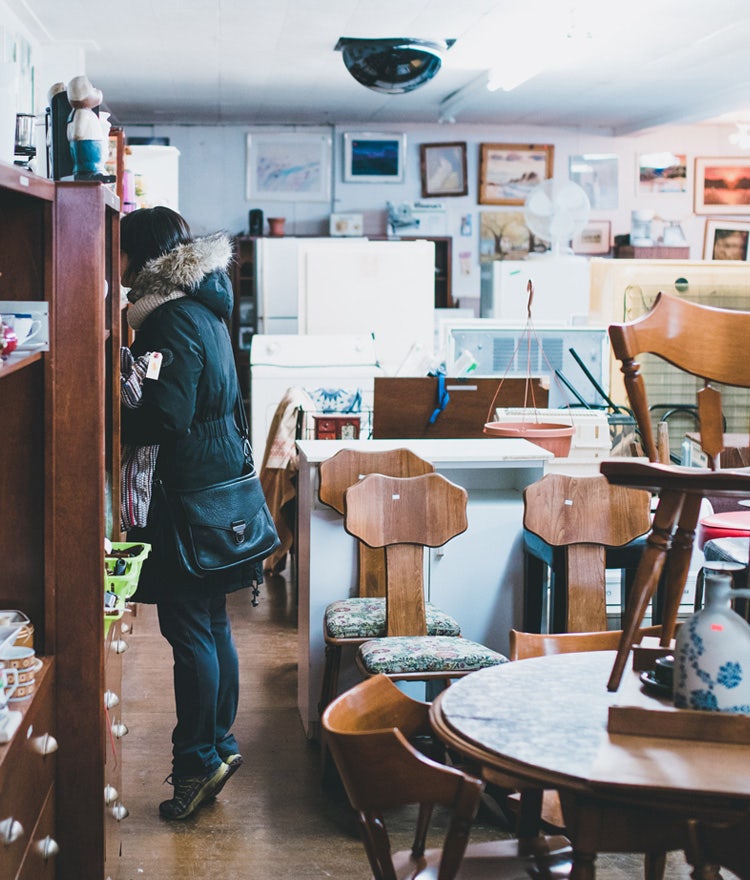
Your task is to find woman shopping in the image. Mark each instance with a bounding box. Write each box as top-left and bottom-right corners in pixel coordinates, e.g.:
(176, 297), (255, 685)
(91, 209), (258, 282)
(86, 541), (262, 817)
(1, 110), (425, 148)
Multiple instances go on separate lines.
(120, 206), (262, 820)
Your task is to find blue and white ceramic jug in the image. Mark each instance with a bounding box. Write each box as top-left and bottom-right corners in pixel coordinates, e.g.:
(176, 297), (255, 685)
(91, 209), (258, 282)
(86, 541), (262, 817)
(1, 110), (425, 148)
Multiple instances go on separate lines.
(674, 566), (750, 714)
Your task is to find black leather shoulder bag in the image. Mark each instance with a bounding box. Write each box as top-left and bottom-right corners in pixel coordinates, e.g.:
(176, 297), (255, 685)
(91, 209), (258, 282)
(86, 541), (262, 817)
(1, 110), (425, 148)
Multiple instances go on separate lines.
(157, 394), (280, 579)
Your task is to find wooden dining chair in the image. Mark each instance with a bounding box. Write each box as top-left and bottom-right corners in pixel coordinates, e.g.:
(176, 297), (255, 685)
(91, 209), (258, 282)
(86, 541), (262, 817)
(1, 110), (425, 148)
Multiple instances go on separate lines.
(522, 473), (652, 633)
(505, 627), (674, 880)
(317, 448), (463, 714)
(344, 472), (507, 686)
(321, 673), (572, 880)
(600, 291), (750, 691)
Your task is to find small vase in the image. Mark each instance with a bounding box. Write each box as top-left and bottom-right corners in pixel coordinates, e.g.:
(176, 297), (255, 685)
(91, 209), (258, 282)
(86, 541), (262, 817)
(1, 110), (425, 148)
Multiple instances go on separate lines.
(267, 217), (286, 237)
(673, 565), (750, 713)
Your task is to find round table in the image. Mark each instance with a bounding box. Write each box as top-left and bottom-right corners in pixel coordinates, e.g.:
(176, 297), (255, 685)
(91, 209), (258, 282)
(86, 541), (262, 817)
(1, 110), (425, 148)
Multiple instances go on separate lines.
(430, 651), (750, 880)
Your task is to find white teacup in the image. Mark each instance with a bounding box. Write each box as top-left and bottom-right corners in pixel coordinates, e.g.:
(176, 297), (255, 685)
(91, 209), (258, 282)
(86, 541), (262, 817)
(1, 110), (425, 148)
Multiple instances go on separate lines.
(0, 313), (42, 346)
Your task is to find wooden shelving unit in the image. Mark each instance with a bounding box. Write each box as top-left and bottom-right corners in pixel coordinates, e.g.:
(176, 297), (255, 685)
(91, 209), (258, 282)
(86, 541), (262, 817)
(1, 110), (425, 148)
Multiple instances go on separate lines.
(0, 162), (124, 880)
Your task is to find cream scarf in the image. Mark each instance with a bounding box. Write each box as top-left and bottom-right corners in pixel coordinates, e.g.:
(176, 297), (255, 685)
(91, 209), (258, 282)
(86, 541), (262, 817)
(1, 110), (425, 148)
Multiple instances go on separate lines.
(127, 290), (187, 330)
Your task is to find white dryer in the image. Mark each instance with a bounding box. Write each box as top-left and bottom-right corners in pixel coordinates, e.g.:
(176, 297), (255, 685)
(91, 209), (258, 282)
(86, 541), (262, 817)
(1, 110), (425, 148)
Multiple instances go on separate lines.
(249, 334), (384, 467)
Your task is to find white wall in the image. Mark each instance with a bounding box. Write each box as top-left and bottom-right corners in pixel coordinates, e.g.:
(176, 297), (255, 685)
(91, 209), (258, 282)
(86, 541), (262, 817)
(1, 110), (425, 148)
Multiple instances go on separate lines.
(123, 120), (743, 308)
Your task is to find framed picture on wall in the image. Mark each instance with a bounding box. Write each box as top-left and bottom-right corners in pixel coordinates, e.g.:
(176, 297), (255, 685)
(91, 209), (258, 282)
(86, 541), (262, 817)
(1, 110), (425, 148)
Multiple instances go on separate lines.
(703, 219), (750, 260)
(246, 131), (332, 202)
(637, 151), (687, 194)
(572, 220), (612, 255)
(478, 143), (554, 205)
(343, 132), (406, 183)
(694, 157), (750, 215)
(419, 142), (468, 197)
(568, 153), (618, 209)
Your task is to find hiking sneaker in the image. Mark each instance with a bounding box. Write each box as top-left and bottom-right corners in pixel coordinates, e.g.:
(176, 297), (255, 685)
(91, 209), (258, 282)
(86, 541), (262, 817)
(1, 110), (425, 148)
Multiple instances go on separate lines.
(159, 763), (230, 820)
(208, 753), (243, 801)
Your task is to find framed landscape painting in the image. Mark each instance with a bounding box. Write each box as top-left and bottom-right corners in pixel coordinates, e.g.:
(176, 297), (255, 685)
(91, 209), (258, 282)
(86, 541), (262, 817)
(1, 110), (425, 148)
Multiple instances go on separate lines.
(343, 132), (406, 183)
(479, 143), (554, 205)
(694, 157), (750, 214)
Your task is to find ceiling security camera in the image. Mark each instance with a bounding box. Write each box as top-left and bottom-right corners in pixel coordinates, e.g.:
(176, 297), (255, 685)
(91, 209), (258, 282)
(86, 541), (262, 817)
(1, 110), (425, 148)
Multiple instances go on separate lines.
(335, 38), (455, 95)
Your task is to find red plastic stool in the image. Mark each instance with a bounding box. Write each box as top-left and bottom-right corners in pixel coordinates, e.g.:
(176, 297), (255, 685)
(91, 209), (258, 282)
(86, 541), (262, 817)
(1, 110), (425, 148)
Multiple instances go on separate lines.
(697, 510), (750, 549)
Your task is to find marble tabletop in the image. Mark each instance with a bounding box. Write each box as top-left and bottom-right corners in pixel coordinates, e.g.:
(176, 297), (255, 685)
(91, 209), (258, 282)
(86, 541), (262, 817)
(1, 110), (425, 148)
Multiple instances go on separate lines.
(432, 651), (750, 799)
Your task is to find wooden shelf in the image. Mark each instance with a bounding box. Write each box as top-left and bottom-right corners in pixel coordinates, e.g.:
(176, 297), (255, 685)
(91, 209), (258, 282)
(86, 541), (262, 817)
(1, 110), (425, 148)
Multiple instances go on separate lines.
(0, 167), (123, 879)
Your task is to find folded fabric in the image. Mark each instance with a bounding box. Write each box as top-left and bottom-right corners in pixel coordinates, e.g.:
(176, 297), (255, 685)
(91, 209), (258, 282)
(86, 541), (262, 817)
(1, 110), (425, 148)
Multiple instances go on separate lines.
(120, 347), (159, 530)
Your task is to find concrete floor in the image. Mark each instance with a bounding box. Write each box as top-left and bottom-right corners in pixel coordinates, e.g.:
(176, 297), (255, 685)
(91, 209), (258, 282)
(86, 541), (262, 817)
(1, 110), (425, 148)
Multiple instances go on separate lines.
(116, 570), (711, 880)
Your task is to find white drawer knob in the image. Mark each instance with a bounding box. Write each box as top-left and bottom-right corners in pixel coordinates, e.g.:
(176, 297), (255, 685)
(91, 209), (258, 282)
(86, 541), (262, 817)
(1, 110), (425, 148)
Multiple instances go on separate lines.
(104, 785), (119, 805)
(104, 690), (120, 709)
(33, 836), (59, 860)
(0, 817), (25, 845)
(111, 721), (129, 739)
(30, 733), (58, 756)
(112, 639), (129, 654)
(111, 803), (129, 821)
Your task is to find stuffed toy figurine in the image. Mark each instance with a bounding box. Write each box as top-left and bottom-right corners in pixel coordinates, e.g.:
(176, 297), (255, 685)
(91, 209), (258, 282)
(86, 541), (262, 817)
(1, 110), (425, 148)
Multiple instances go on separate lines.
(65, 74), (114, 180)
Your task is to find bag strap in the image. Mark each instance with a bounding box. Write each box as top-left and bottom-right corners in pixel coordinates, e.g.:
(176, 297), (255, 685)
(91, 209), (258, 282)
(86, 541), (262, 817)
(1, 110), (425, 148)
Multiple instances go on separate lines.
(233, 381), (254, 466)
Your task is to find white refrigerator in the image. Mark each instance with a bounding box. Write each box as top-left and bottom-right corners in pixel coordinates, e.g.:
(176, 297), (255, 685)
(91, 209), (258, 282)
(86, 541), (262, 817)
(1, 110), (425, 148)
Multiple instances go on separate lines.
(256, 237), (436, 376)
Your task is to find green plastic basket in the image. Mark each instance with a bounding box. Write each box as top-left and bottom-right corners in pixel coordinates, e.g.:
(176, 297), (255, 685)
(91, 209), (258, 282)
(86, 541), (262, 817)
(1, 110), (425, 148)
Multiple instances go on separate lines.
(104, 542), (151, 600)
(104, 597), (125, 637)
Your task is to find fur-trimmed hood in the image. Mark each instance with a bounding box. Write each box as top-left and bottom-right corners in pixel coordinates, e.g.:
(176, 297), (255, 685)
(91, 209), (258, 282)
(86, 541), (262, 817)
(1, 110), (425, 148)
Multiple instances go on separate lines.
(127, 233), (234, 327)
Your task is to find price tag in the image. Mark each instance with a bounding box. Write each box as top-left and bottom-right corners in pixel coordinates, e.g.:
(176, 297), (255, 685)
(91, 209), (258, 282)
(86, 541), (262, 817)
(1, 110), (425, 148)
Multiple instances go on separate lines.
(146, 351), (163, 380)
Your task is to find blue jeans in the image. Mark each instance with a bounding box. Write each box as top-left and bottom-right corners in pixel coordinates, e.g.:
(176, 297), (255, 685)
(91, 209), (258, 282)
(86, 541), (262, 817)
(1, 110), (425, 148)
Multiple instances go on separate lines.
(157, 594), (240, 778)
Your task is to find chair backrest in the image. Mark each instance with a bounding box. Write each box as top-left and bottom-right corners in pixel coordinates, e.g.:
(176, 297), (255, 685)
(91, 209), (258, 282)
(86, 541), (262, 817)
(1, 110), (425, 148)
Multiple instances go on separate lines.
(318, 448), (435, 598)
(523, 473), (651, 631)
(344, 473), (468, 636)
(321, 674), (483, 880)
(609, 291), (750, 468)
(509, 625), (665, 661)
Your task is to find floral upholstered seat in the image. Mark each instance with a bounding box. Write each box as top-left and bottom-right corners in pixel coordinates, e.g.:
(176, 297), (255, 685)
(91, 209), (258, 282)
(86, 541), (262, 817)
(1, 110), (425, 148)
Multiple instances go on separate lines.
(357, 635), (506, 676)
(324, 598), (461, 640)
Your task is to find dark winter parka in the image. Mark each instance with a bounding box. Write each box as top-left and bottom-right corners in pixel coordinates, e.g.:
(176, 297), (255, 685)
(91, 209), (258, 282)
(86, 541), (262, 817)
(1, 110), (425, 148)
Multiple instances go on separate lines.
(122, 233), (263, 603)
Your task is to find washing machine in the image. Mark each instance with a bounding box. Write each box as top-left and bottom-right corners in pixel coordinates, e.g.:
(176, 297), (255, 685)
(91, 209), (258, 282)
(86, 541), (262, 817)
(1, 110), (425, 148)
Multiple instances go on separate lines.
(249, 334), (384, 466)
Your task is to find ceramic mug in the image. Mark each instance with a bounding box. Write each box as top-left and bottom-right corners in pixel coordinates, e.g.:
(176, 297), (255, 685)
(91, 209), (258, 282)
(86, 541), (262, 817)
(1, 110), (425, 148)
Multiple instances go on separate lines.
(0, 645), (42, 701)
(0, 313), (42, 347)
(0, 666), (18, 708)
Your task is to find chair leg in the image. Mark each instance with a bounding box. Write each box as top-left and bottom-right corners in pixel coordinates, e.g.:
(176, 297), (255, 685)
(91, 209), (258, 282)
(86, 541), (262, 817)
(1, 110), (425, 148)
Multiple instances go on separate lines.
(644, 850), (667, 880)
(658, 493), (702, 643)
(318, 643), (342, 716)
(524, 551), (547, 632)
(608, 489), (685, 691)
(516, 788), (544, 838)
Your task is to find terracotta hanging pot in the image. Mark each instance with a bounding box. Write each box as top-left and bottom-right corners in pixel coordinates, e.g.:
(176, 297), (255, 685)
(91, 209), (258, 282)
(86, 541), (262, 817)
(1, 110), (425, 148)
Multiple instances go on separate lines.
(483, 421), (575, 456)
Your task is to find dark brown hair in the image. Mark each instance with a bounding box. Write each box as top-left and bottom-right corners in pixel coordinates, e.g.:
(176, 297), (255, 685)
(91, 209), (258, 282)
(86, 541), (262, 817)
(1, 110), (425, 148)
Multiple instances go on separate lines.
(120, 206), (192, 286)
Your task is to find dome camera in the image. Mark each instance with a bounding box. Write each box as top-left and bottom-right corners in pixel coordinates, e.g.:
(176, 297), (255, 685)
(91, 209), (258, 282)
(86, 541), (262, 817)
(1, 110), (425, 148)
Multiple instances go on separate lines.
(334, 37), (455, 95)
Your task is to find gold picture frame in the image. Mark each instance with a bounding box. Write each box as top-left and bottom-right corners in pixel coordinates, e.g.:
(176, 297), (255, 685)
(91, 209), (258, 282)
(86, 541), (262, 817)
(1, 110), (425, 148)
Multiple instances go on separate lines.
(478, 143), (554, 205)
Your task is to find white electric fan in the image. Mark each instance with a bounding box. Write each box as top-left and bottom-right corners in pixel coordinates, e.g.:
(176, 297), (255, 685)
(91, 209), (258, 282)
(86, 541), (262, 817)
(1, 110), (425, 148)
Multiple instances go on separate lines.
(524, 179), (591, 255)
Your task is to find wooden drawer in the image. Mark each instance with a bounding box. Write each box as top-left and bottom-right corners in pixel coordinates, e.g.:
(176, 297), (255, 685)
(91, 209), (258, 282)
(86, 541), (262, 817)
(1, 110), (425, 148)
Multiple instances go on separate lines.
(0, 662), (56, 880)
(16, 785), (56, 880)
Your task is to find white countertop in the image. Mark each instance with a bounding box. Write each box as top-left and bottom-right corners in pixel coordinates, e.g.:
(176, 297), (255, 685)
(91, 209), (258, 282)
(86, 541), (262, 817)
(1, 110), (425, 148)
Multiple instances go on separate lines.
(296, 437), (554, 465)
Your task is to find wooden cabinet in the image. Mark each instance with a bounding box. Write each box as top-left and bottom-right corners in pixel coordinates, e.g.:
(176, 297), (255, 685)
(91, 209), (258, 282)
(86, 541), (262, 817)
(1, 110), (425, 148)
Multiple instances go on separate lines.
(230, 235), (258, 424)
(0, 162), (123, 880)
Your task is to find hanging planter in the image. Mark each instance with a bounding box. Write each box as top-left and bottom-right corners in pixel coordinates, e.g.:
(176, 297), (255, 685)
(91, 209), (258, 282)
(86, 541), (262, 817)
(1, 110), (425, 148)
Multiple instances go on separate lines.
(483, 420), (575, 456)
(483, 279), (575, 456)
